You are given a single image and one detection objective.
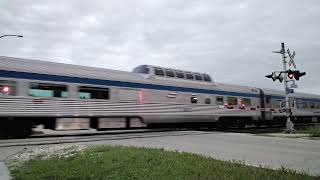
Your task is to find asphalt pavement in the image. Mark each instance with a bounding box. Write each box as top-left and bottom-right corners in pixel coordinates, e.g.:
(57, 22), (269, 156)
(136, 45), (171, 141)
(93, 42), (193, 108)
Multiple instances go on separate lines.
(83, 131), (320, 176)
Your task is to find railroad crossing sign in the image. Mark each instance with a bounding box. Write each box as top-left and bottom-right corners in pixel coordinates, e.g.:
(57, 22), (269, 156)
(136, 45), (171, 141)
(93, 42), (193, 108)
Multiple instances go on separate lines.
(287, 49), (296, 68)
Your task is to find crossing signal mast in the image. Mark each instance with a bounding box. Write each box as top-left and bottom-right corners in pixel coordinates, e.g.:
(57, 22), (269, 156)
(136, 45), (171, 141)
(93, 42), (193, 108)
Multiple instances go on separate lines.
(265, 42), (306, 133)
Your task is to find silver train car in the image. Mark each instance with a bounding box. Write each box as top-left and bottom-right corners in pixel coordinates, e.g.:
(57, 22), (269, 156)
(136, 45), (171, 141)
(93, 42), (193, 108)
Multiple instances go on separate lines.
(0, 56), (320, 137)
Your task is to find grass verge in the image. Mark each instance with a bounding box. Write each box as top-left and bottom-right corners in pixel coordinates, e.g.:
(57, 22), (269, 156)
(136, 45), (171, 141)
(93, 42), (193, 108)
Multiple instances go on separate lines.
(297, 126), (320, 137)
(10, 145), (316, 180)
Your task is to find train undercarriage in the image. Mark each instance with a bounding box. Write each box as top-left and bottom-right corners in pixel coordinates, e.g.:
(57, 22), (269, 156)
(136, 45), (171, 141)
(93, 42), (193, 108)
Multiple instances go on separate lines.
(0, 115), (319, 138)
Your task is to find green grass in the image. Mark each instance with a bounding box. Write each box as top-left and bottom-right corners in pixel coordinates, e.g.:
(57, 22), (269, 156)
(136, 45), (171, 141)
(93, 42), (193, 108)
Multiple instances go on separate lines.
(297, 126), (320, 137)
(10, 145), (316, 180)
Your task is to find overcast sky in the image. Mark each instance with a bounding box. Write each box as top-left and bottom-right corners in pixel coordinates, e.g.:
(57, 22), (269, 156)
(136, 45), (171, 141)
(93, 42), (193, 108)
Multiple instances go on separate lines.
(0, 0), (319, 94)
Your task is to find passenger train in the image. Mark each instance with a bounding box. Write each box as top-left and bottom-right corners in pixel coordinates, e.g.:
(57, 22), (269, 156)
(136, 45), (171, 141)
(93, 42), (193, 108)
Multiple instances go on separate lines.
(0, 56), (319, 137)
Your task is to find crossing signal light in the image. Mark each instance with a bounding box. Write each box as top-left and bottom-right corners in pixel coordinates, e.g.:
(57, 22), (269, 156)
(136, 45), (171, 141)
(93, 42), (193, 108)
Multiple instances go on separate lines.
(293, 71), (306, 81)
(278, 74), (284, 82)
(265, 72), (277, 81)
(287, 70), (294, 79)
(265, 72), (283, 82)
(287, 70), (306, 81)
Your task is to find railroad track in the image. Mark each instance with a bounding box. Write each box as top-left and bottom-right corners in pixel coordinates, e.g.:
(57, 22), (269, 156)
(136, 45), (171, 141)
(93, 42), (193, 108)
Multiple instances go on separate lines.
(0, 123), (318, 147)
(217, 123), (319, 134)
(0, 129), (213, 147)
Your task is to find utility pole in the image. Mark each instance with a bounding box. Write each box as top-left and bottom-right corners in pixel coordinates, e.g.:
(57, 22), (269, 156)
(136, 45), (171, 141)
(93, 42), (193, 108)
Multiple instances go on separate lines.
(266, 42), (306, 134)
(280, 43), (294, 133)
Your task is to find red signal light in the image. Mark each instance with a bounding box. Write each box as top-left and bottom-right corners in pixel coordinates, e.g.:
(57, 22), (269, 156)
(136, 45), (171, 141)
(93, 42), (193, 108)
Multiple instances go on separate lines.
(288, 73), (294, 79)
(287, 70), (306, 81)
(287, 70), (294, 79)
(1, 86), (10, 94)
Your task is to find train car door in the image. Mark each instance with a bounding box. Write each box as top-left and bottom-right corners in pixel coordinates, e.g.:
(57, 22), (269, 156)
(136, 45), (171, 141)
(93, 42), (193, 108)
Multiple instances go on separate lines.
(258, 89), (272, 121)
(265, 95), (271, 108)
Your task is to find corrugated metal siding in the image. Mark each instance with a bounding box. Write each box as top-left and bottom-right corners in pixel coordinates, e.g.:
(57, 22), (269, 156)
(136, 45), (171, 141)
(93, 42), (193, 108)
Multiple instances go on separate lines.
(0, 96), (233, 117)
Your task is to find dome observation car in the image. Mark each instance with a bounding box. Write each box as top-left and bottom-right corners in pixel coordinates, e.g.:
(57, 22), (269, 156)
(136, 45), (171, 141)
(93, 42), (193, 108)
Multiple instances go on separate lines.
(132, 65), (212, 82)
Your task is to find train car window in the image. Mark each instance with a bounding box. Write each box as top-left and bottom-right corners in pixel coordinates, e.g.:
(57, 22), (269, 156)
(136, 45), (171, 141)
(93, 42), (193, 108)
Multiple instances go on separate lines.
(79, 92), (91, 99)
(205, 98), (211, 104)
(165, 69), (175, 77)
(191, 96), (198, 103)
(274, 100), (281, 108)
(78, 86), (109, 99)
(155, 68), (164, 76)
(297, 102), (303, 109)
(195, 74), (203, 81)
(227, 97), (237, 105)
(29, 83), (68, 98)
(61, 91), (68, 98)
(203, 74), (211, 82)
(133, 65), (149, 74)
(216, 96), (224, 105)
(310, 103), (315, 109)
(303, 103), (308, 109)
(175, 71), (185, 78)
(242, 98), (251, 106)
(0, 80), (16, 96)
(265, 95), (271, 104)
(185, 73), (194, 80)
(280, 101), (286, 108)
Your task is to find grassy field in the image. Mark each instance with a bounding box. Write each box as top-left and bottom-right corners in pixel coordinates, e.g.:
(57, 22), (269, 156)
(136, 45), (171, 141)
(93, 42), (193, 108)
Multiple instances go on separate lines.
(10, 145), (316, 180)
(297, 126), (320, 137)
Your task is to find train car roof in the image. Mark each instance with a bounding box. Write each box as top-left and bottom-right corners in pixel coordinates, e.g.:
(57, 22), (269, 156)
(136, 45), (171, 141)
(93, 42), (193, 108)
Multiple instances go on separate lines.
(0, 56), (146, 82)
(0, 56), (260, 96)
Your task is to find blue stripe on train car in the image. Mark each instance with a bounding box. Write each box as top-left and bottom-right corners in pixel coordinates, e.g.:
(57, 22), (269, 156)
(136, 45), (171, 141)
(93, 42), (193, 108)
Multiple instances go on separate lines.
(1, 70), (320, 102)
(0, 70), (259, 98)
(269, 94), (320, 103)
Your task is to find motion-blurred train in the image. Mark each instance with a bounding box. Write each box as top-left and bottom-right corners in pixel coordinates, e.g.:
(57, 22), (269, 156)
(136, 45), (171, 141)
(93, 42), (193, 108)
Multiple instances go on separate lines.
(0, 56), (319, 137)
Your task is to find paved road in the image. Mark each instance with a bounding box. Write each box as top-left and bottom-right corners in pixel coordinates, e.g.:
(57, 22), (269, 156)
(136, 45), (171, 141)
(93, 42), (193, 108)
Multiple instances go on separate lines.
(1, 130), (320, 179)
(85, 131), (320, 175)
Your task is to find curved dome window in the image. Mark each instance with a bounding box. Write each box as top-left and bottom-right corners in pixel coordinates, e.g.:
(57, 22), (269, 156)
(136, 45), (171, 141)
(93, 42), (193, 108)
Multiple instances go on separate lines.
(185, 73), (194, 80)
(155, 68), (165, 76)
(133, 65), (149, 74)
(203, 74), (211, 82)
(165, 69), (175, 77)
(195, 74), (203, 81)
(175, 71), (185, 78)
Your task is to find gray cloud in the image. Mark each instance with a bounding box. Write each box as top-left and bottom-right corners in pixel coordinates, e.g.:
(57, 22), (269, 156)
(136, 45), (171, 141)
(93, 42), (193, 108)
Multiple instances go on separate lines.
(0, 0), (319, 94)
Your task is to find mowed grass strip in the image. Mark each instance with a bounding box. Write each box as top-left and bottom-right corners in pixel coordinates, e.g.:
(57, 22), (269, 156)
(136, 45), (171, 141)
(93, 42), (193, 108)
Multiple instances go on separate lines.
(297, 126), (320, 137)
(11, 145), (315, 180)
